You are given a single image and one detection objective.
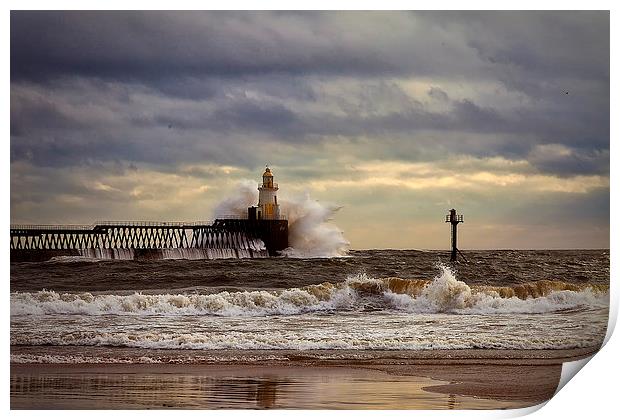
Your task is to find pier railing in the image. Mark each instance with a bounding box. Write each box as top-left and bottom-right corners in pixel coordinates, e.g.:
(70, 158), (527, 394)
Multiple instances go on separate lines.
(10, 224), (95, 231)
(94, 221), (214, 228)
(10, 217), (290, 232)
(11, 221), (215, 231)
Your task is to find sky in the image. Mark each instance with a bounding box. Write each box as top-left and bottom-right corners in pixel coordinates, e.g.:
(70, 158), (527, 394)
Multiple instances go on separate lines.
(10, 11), (610, 249)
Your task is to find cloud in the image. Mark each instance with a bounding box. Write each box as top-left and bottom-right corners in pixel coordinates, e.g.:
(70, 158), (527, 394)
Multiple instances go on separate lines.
(306, 158), (608, 194)
(9, 11), (609, 248)
(427, 86), (449, 102)
(528, 144), (610, 176)
(11, 11), (415, 82)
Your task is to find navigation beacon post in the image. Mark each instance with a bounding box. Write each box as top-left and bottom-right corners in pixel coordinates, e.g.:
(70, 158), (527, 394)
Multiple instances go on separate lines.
(445, 209), (464, 262)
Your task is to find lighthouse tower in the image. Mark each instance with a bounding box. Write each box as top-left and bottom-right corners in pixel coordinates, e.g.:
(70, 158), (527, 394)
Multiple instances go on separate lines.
(256, 167), (281, 220)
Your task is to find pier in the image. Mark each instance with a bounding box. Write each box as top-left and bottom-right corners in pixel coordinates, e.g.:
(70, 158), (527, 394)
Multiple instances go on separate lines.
(10, 219), (288, 262)
(10, 167), (290, 262)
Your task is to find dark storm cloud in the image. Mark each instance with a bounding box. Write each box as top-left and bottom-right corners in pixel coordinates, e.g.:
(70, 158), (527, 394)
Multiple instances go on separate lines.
(527, 146), (610, 176)
(10, 79), (609, 176)
(10, 11), (406, 82)
(11, 11), (609, 85)
(10, 11), (609, 178)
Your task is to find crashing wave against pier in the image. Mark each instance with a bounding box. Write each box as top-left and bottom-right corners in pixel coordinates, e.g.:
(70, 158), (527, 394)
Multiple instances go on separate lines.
(10, 170), (350, 260)
(75, 247), (270, 260)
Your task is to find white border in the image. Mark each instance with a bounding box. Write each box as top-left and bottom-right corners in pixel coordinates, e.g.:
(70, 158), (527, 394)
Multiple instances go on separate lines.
(3, 2), (616, 420)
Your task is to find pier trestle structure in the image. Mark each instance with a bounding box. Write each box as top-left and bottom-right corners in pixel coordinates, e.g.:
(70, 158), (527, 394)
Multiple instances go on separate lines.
(10, 219), (288, 262)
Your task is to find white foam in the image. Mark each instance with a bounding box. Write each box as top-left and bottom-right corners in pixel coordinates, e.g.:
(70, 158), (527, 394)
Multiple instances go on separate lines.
(10, 286), (358, 317)
(280, 194), (349, 258)
(383, 265), (608, 315)
(10, 354), (161, 364)
(10, 274), (606, 317)
(48, 256), (101, 263)
(10, 325), (605, 351)
(213, 180), (350, 258)
(79, 248), (134, 260)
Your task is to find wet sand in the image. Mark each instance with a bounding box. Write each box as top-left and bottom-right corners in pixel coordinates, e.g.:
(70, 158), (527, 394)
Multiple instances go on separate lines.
(10, 346), (599, 409)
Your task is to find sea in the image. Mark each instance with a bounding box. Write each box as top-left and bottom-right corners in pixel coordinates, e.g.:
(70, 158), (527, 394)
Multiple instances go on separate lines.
(10, 249), (609, 364)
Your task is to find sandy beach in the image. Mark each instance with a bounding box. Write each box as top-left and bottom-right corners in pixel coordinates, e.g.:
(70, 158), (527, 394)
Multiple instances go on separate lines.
(10, 346), (598, 409)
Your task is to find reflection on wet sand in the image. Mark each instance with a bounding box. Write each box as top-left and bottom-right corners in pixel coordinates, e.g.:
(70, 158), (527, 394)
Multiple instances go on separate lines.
(255, 379), (277, 408)
(11, 365), (542, 409)
(448, 394), (457, 410)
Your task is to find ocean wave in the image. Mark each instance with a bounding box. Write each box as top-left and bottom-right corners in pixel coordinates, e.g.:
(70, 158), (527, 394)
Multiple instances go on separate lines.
(11, 266), (608, 317)
(10, 352), (290, 364)
(10, 354), (163, 364)
(10, 329), (604, 351)
(47, 256), (102, 263)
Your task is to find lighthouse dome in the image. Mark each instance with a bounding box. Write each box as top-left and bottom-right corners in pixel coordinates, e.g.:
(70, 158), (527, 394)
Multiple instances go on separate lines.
(263, 167), (273, 177)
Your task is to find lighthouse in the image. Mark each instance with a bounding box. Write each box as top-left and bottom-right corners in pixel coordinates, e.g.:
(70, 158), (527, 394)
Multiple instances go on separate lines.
(241, 166), (288, 255)
(252, 167), (281, 220)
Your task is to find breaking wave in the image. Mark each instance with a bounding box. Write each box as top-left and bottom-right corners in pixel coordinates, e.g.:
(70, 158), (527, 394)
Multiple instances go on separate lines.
(11, 265), (607, 317)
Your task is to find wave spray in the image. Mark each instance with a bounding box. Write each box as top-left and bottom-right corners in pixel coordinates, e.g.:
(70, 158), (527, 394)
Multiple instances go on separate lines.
(213, 180), (349, 257)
